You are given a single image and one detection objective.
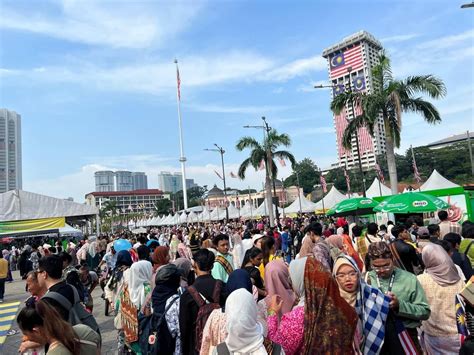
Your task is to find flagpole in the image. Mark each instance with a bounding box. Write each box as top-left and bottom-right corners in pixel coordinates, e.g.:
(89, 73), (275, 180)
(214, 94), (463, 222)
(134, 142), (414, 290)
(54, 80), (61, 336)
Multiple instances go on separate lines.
(174, 59), (188, 210)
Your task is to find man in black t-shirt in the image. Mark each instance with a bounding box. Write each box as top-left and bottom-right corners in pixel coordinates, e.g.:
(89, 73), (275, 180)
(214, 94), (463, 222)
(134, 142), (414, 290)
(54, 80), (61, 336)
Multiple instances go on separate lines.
(37, 254), (76, 320)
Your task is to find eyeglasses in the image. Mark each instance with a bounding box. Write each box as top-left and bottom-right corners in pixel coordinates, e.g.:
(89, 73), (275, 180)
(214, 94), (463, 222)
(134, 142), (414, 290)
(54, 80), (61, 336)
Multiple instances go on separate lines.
(335, 271), (358, 280)
(371, 265), (392, 272)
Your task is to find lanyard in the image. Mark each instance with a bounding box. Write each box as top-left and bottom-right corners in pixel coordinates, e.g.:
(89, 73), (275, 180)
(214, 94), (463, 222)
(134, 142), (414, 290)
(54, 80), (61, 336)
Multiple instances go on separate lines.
(376, 270), (395, 294)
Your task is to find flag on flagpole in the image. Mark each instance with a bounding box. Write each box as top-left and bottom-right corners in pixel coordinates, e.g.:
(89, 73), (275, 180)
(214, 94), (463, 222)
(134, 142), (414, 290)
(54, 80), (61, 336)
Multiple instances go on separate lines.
(374, 163), (385, 184)
(343, 168), (351, 193)
(279, 157), (286, 167)
(230, 172), (238, 178)
(214, 170), (223, 180)
(320, 175), (327, 193)
(411, 145), (422, 184)
(176, 64), (181, 101)
(259, 160), (265, 170)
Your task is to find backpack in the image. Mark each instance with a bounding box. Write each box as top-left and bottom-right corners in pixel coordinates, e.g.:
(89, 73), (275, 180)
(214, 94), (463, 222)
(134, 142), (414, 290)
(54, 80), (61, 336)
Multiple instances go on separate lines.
(188, 280), (223, 354)
(43, 286), (101, 338)
(73, 324), (101, 355)
(216, 341), (282, 355)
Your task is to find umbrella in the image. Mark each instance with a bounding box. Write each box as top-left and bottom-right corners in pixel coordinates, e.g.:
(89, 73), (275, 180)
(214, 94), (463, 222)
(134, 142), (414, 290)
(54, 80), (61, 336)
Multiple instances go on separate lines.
(327, 197), (378, 217)
(373, 192), (449, 214)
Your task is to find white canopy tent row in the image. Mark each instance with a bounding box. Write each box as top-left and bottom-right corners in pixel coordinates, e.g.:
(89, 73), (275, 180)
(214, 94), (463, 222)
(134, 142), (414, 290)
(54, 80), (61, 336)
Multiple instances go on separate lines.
(251, 200), (282, 218)
(365, 178), (392, 198)
(284, 191), (318, 214)
(420, 169), (460, 191)
(239, 202), (255, 220)
(314, 186), (348, 213)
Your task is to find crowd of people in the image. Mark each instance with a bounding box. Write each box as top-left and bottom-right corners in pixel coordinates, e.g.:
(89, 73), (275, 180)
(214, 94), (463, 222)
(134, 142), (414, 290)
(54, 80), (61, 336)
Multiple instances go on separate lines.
(2, 210), (474, 354)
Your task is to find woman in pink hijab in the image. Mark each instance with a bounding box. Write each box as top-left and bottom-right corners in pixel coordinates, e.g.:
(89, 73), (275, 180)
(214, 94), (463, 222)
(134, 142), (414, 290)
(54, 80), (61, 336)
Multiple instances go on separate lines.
(263, 260), (296, 316)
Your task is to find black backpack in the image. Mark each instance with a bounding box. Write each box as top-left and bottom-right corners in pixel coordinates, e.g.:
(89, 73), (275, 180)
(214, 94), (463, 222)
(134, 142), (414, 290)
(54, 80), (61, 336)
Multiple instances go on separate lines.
(43, 286), (101, 338)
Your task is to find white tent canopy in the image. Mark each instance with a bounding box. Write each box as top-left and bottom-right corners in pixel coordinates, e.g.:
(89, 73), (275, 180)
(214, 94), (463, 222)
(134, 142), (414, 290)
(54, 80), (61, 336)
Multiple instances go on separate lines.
(420, 169), (460, 191)
(239, 202), (255, 219)
(284, 191), (318, 213)
(59, 224), (83, 237)
(210, 207), (226, 221)
(227, 204), (240, 219)
(199, 207), (212, 222)
(366, 178), (392, 198)
(254, 200), (281, 217)
(0, 190), (98, 222)
(314, 186), (347, 211)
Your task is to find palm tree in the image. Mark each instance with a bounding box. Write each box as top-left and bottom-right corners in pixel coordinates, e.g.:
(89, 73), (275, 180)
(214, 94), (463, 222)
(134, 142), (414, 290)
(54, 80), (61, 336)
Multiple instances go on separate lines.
(236, 128), (296, 224)
(330, 53), (446, 194)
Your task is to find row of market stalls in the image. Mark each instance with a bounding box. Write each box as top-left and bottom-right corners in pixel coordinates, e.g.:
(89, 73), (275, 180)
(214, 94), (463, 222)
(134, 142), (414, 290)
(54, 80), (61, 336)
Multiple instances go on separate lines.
(133, 170), (472, 227)
(0, 190), (98, 242)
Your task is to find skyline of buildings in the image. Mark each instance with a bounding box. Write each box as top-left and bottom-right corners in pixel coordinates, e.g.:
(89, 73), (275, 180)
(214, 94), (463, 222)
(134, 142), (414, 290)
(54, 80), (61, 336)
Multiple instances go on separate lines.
(0, 108), (22, 193)
(94, 170), (148, 192)
(322, 31), (387, 170)
(158, 171), (197, 193)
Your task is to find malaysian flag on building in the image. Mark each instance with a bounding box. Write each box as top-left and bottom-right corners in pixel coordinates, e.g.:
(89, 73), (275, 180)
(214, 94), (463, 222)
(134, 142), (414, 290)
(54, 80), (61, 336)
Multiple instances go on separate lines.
(329, 45), (363, 78)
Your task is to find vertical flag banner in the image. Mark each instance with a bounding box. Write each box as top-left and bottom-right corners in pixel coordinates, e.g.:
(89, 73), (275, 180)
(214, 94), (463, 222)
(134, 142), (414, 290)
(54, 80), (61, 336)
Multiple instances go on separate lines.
(279, 158), (286, 167)
(214, 170), (223, 180)
(375, 163), (385, 184)
(344, 168), (351, 193)
(259, 160), (265, 171)
(411, 145), (422, 183)
(176, 65), (181, 101)
(320, 175), (327, 194)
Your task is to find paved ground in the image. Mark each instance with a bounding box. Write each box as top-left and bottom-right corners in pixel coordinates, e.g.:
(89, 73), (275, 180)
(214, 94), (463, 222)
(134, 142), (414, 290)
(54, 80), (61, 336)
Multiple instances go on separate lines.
(2, 271), (117, 354)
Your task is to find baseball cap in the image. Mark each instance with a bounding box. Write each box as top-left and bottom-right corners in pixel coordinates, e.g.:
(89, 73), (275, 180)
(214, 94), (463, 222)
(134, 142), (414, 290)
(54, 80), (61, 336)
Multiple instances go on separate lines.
(417, 227), (430, 238)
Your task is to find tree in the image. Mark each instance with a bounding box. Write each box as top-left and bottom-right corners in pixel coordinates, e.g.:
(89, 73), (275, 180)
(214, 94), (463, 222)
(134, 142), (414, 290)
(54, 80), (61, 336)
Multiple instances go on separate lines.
(284, 158), (320, 194)
(154, 199), (172, 215)
(172, 186), (207, 210)
(330, 52), (446, 194)
(236, 128), (296, 225)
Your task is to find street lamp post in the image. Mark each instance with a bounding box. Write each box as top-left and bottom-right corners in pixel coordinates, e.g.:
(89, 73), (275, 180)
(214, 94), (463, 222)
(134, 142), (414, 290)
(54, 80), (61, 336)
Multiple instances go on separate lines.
(205, 144), (229, 221)
(314, 67), (367, 197)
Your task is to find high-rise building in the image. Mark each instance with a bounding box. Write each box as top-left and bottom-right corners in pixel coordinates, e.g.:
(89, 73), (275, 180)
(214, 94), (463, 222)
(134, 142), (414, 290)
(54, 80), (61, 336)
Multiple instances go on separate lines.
(132, 172), (148, 190)
(115, 171), (133, 191)
(322, 31), (386, 170)
(186, 178), (197, 190)
(158, 171), (182, 193)
(0, 109), (22, 193)
(94, 171), (115, 192)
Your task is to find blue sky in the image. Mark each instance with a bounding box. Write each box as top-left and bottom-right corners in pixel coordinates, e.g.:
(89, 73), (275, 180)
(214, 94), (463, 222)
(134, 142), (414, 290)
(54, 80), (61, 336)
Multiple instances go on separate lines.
(1, 0), (473, 201)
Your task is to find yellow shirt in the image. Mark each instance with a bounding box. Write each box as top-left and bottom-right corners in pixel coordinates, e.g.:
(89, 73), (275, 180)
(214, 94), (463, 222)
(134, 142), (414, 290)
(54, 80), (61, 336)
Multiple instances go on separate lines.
(417, 273), (465, 336)
(259, 254), (281, 280)
(0, 259), (8, 279)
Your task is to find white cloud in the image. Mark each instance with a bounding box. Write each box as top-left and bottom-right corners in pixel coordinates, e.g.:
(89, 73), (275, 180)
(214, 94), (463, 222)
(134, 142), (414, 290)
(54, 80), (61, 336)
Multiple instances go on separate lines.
(260, 56), (327, 81)
(418, 29), (474, 50)
(1, 50), (333, 96)
(381, 34), (420, 43)
(0, 1), (204, 48)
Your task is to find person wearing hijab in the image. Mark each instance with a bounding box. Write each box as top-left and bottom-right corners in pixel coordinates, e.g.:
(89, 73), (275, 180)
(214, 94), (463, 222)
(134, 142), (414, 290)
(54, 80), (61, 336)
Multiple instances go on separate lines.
(86, 236), (101, 269)
(262, 260), (296, 317)
(105, 250), (133, 354)
(267, 257), (357, 355)
(200, 269), (253, 355)
(129, 260), (153, 310)
(152, 264), (182, 355)
(417, 243), (465, 354)
(215, 288), (267, 355)
(325, 234), (344, 262)
(153, 246), (170, 271)
(333, 255), (390, 354)
(2, 249), (13, 282)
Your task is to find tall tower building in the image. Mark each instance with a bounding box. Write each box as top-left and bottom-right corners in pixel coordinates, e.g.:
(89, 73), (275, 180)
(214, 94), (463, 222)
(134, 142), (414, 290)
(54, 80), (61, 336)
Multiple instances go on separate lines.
(0, 109), (22, 193)
(115, 171), (133, 191)
(94, 171), (115, 192)
(158, 171), (184, 193)
(132, 172), (148, 190)
(322, 31), (386, 170)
